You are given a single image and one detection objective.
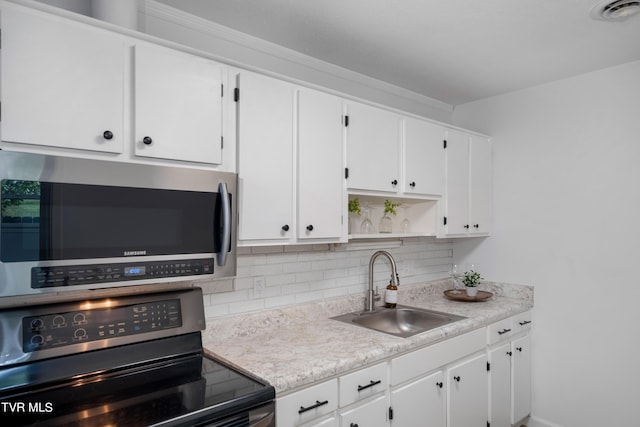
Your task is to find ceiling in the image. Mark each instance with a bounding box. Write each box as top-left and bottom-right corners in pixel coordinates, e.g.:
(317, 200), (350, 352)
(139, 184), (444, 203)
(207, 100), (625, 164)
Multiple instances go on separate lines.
(154, 0), (640, 106)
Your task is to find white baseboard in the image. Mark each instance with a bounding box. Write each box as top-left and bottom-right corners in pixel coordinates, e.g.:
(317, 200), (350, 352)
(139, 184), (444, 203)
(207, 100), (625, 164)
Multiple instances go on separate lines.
(524, 415), (565, 427)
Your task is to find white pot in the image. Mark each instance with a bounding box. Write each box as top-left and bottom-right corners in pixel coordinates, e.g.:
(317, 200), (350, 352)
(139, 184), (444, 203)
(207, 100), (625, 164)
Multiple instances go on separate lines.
(465, 286), (478, 297)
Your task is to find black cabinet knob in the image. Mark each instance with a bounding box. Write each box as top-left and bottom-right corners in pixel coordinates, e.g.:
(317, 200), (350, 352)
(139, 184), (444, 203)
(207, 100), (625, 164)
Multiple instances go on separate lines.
(350, 424), (359, 427)
(282, 225), (290, 231)
(463, 224), (470, 229)
(453, 376), (461, 382)
(143, 136), (153, 145)
(473, 224), (480, 228)
(436, 382), (443, 388)
(306, 225), (314, 231)
(103, 130), (114, 140)
(516, 347), (523, 352)
(409, 181), (416, 188)
(507, 351), (513, 356)
(391, 179), (398, 186)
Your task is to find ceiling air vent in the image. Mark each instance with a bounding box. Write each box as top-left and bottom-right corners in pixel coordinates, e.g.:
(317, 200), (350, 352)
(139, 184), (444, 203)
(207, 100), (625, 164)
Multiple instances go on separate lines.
(591, 0), (640, 20)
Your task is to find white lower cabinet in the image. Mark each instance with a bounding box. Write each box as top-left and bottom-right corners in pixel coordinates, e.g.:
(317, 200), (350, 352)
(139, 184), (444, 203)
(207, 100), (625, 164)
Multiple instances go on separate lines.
(512, 334), (532, 424)
(447, 352), (489, 427)
(489, 342), (512, 427)
(390, 370), (445, 427)
(277, 320), (531, 427)
(389, 328), (487, 427)
(487, 311), (532, 427)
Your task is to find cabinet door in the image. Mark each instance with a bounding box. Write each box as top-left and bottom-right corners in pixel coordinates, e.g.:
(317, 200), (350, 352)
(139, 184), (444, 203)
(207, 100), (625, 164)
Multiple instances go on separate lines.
(391, 370), (445, 427)
(512, 334), (532, 424)
(297, 89), (344, 240)
(469, 136), (492, 234)
(443, 130), (470, 235)
(346, 102), (400, 193)
(404, 118), (445, 196)
(447, 353), (488, 427)
(134, 43), (224, 164)
(340, 394), (389, 427)
(1, 4), (125, 153)
(236, 72), (294, 242)
(489, 343), (512, 427)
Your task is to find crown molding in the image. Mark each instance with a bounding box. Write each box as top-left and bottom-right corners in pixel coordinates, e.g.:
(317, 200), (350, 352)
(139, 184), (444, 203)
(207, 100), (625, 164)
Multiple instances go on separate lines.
(141, 0), (453, 114)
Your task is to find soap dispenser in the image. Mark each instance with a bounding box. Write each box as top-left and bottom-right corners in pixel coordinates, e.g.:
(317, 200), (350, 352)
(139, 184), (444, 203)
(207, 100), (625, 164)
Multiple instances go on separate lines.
(384, 279), (398, 308)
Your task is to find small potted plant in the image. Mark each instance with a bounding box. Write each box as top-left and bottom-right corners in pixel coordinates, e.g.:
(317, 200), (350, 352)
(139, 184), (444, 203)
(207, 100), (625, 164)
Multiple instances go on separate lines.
(348, 198), (361, 234)
(461, 270), (483, 297)
(379, 200), (400, 233)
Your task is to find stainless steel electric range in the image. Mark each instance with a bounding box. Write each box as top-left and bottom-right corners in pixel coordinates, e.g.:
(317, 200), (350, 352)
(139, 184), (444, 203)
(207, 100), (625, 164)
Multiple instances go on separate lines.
(0, 288), (275, 426)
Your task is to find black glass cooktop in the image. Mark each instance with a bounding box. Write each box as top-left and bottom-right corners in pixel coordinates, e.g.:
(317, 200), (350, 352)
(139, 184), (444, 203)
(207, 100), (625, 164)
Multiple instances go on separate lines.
(0, 334), (274, 427)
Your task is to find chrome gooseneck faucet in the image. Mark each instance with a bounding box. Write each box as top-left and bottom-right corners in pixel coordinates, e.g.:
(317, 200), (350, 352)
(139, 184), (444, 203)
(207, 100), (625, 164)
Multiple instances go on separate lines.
(366, 250), (399, 312)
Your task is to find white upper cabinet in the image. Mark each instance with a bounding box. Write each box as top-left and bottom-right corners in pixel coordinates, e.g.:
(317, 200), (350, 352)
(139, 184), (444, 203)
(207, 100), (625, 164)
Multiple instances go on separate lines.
(133, 43), (224, 165)
(1, 4), (126, 153)
(443, 129), (470, 234)
(441, 130), (492, 237)
(297, 89), (345, 241)
(346, 102), (401, 193)
(1, 3), (230, 169)
(236, 71), (295, 243)
(469, 135), (492, 234)
(236, 72), (346, 245)
(403, 118), (445, 197)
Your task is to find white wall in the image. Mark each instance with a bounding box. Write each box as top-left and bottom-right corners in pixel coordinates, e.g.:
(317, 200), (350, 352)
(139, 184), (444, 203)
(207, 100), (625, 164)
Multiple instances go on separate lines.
(452, 60), (640, 427)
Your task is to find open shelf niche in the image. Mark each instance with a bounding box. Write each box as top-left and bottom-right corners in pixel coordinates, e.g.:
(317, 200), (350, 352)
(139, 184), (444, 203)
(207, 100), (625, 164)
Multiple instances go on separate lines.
(347, 193), (439, 239)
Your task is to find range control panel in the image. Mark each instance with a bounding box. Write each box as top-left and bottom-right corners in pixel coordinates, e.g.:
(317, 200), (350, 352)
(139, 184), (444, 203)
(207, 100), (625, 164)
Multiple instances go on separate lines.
(31, 258), (214, 288)
(22, 299), (182, 353)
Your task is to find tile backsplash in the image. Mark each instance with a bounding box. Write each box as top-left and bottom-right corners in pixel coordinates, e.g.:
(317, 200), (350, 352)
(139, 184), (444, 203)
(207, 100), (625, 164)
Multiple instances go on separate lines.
(197, 237), (453, 319)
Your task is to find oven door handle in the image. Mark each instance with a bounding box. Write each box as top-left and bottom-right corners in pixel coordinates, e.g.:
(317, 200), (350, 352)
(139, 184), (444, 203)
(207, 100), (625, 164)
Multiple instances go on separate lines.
(216, 182), (231, 268)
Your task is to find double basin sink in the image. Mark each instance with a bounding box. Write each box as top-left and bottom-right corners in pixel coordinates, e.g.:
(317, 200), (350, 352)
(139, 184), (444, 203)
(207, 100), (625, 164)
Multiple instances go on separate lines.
(331, 305), (466, 338)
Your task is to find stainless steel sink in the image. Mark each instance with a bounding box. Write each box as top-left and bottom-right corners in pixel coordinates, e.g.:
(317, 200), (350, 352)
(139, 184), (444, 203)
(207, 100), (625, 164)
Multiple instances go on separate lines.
(331, 305), (466, 338)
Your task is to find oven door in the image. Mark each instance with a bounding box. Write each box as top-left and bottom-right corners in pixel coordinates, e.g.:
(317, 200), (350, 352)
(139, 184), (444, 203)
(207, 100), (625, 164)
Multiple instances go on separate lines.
(197, 402), (275, 427)
(0, 151), (236, 297)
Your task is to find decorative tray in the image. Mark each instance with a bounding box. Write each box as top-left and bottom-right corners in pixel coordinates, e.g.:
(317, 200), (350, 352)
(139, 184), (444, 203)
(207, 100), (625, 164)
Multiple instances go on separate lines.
(443, 289), (493, 302)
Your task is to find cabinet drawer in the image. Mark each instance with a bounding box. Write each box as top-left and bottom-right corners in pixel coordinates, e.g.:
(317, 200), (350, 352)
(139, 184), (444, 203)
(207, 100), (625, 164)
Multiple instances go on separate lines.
(391, 328), (485, 386)
(487, 317), (514, 345)
(277, 379), (338, 427)
(339, 362), (388, 407)
(513, 310), (533, 333)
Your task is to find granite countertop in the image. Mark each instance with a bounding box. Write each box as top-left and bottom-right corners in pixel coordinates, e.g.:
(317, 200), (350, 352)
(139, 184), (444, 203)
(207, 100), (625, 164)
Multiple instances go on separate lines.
(202, 279), (533, 395)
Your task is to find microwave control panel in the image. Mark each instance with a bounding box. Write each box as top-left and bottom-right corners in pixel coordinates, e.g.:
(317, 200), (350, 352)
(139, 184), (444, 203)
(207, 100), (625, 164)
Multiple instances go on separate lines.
(31, 258), (214, 288)
(22, 298), (182, 353)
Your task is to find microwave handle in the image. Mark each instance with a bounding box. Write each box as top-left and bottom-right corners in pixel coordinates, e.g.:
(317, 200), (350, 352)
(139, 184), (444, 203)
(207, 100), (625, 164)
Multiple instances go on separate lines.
(217, 182), (231, 267)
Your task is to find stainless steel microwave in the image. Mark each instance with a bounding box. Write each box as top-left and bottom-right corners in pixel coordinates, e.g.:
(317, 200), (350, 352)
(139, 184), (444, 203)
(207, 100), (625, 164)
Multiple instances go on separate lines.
(0, 151), (237, 297)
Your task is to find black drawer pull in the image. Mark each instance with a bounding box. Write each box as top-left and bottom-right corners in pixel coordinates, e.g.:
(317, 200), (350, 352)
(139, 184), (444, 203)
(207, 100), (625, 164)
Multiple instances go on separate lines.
(357, 379), (382, 392)
(298, 400), (329, 414)
(498, 328), (512, 335)
(519, 320), (532, 326)
(436, 381), (443, 388)
(453, 376), (461, 382)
